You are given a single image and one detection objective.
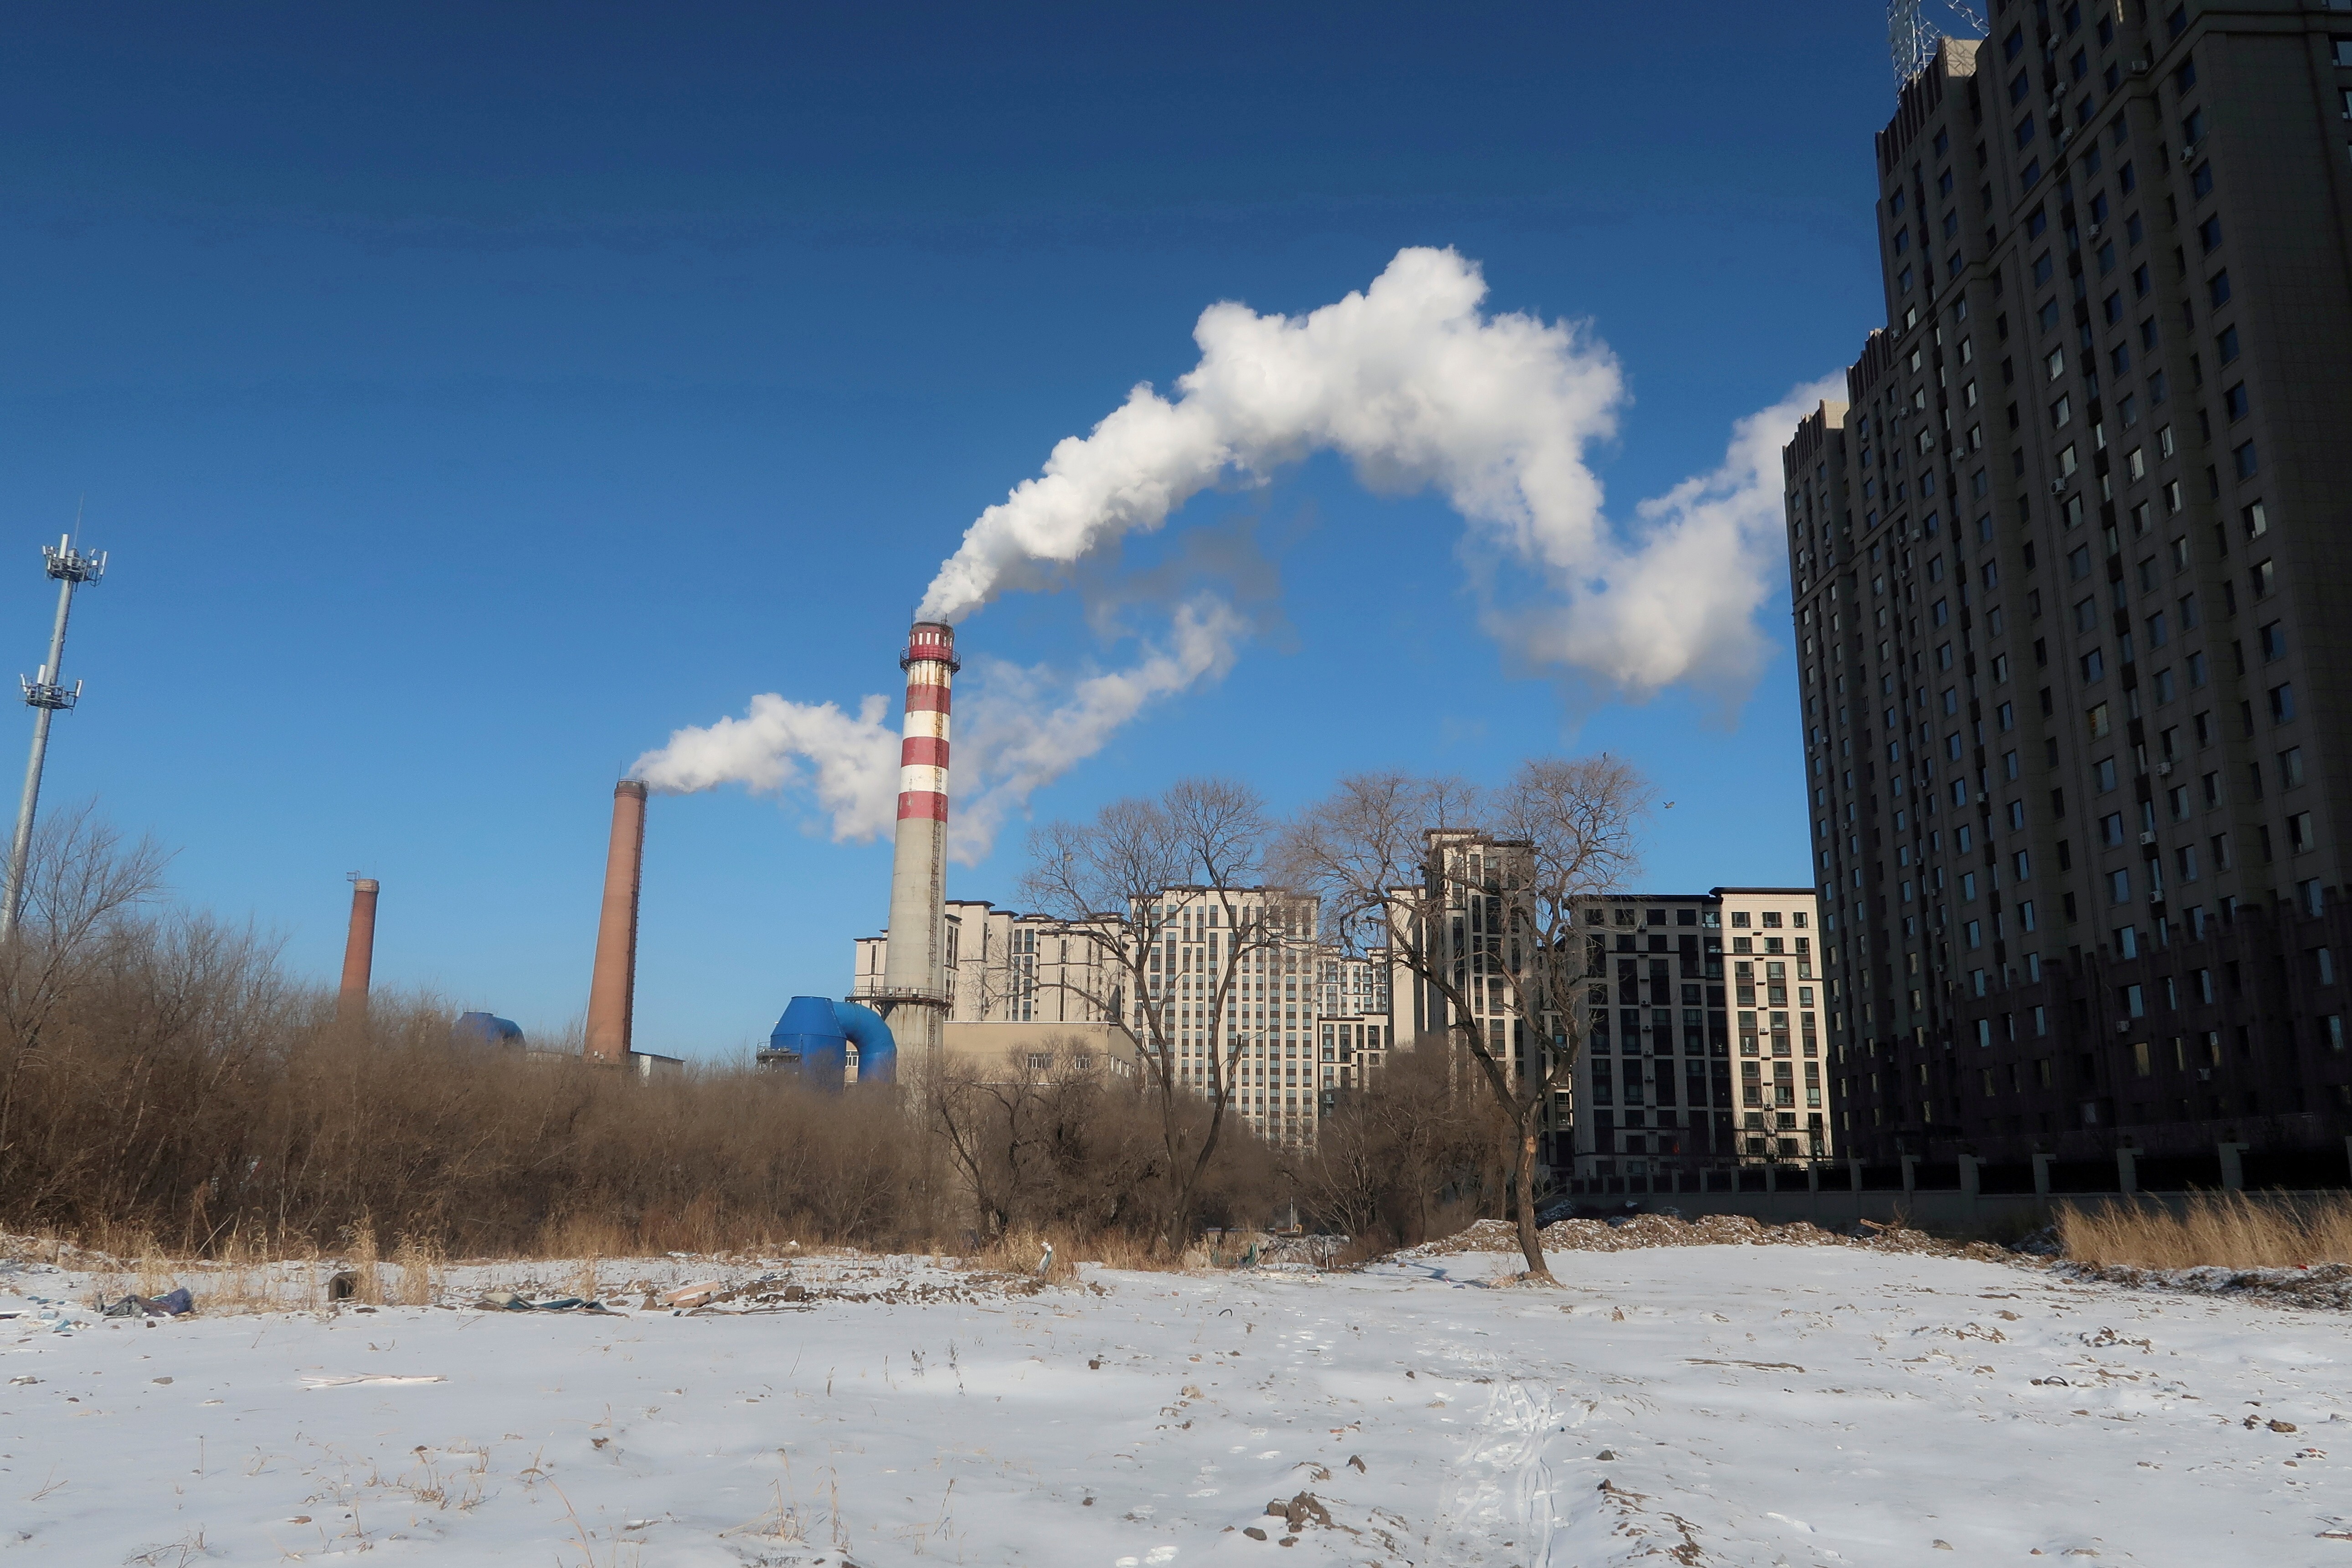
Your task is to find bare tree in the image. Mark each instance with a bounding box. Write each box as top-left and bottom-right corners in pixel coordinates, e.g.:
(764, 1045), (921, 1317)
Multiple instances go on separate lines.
(931, 1050), (1042, 1240)
(1277, 757), (1650, 1281)
(1021, 777), (1301, 1251)
(1306, 1036), (1494, 1247)
(0, 803), (173, 1186)
(931, 1038), (1173, 1242)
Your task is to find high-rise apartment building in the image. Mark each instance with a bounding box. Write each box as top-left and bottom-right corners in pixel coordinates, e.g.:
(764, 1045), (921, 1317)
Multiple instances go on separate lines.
(1314, 950), (1397, 1098)
(1787, 2), (2352, 1167)
(1393, 830), (1827, 1173)
(852, 866), (1825, 1174)
(1139, 885), (1336, 1144)
(1569, 887), (1828, 1176)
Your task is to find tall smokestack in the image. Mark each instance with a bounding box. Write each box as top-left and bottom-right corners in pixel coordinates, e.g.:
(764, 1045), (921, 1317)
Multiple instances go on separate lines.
(337, 876), (379, 1022)
(877, 621), (958, 1062)
(586, 779), (648, 1064)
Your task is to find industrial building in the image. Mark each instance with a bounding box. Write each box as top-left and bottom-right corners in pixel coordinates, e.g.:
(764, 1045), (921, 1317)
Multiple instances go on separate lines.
(1786, 2), (2352, 1172)
(852, 887), (1339, 1134)
(851, 900), (1140, 1079)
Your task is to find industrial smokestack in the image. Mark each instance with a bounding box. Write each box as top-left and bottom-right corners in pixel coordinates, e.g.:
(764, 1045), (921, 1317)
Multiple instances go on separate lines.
(337, 876), (379, 1022)
(875, 621), (958, 1062)
(585, 779), (648, 1064)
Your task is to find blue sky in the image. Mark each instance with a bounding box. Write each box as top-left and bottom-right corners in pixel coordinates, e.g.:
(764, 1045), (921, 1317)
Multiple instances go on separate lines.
(2, 3), (1903, 1057)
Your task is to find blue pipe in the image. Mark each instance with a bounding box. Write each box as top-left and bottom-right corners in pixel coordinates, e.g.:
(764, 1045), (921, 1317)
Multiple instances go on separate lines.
(767, 996), (898, 1090)
(833, 999), (896, 1086)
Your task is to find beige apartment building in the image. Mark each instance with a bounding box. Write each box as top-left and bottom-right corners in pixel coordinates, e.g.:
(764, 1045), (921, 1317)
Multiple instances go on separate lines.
(852, 900), (1138, 1077)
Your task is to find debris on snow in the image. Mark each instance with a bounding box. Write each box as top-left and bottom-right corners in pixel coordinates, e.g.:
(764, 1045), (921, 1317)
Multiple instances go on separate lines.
(2051, 1260), (2352, 1313)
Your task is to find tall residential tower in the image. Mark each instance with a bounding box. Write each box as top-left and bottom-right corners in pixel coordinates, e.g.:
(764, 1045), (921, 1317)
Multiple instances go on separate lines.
(1789, 2), (2352, 1167)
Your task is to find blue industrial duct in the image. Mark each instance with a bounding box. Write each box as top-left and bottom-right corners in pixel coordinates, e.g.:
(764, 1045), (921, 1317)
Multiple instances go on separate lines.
(453, 1011), (525, 1048)
(767, 996), (897, 1090)
(833, 999), (897, 1086)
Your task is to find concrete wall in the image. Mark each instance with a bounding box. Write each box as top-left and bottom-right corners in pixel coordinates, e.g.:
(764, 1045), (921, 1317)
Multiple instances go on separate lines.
(1570, 1137), (2352, 1229)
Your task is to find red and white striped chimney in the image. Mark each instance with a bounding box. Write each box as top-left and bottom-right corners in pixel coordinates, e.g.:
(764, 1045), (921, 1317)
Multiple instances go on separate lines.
(877, 621), (958, 1059)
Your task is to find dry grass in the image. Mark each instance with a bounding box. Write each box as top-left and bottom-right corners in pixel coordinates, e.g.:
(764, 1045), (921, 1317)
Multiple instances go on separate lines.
(390, 1234), (444, 1307)
(194, 1230), (281, 1314)
(346, 1221), (385, 1305)
(973, 1229), (1078, 1282)
(1073, 1231), (1184, 1273)
(2059, 1192), (2352, 1269)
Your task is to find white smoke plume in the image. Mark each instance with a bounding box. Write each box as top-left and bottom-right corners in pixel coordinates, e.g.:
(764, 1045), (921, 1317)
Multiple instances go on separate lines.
(631, 694), (902, 843)
(639, 246), (1831, 853)
(1483, 372), (1848, 709)
(629, 597), (1247, 863)
(919, 245), (1623, 625)
(948, 596), (1245, 858)
(920, 243), (1829, 710)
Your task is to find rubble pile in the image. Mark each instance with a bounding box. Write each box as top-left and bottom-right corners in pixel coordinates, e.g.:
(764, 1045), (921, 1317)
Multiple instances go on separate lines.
(1404, 1212), (2015, 1263)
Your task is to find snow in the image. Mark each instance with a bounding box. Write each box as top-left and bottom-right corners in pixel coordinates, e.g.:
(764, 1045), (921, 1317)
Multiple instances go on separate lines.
(4, 1243), (2348, 1564)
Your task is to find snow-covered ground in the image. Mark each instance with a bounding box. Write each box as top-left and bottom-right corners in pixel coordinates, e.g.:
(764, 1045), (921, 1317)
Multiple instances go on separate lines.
(4, 1242), (2348, 1565)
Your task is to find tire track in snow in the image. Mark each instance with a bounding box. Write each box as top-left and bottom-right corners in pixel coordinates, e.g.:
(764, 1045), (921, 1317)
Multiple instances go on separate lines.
(1436, 1378), (1573, 1564)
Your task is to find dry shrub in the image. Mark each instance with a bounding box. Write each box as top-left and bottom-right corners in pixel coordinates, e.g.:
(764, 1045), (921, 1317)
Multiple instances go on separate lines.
(933, 1041), (1175, 1246)
(1295, 1038), (1497, 1250)
(0, 809), (1435, 1266)
(1080, 1231), (1186, 1273)
(0, 815), (936, 1256)
(537, 1213), (630, 1263)
(2060, 1192), (2352, 1269)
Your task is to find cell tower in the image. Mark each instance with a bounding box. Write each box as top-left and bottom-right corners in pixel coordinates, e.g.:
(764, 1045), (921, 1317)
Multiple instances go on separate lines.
(0, 532), (107, 942)
(1889, 0), (1987, 87)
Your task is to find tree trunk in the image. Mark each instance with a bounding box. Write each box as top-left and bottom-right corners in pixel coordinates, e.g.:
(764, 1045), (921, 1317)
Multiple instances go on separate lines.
(1513, 1106), (1552, 1281)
